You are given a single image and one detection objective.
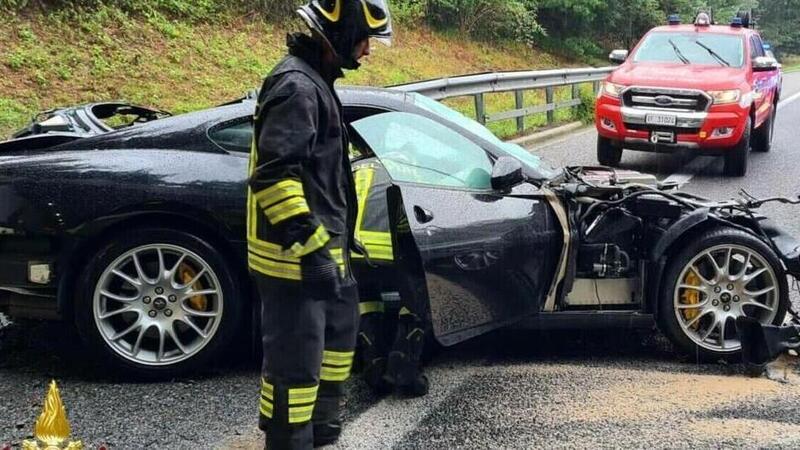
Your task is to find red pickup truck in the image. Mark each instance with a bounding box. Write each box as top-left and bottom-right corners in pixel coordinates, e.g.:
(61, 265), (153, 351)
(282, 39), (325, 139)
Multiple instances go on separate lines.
(595, 13), (782, 176)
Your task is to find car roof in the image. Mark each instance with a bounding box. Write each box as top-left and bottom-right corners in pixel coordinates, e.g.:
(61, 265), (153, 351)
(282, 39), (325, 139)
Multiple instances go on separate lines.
(649, 24), (756, 36)
(52, 86), (420, 153)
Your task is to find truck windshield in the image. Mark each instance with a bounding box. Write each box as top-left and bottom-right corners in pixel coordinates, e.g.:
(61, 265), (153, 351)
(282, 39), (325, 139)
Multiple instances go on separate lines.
(634, 32), (744, 68)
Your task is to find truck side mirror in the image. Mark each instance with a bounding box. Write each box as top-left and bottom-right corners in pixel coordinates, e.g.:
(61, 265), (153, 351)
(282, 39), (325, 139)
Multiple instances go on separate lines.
(609, 49), (629, 64)
(753, 56), (779, 72)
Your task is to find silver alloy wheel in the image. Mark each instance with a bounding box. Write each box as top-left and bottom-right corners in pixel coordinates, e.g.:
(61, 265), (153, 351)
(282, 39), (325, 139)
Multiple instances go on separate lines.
(93, 244), (223, 366)
(674, 244), (780, 353)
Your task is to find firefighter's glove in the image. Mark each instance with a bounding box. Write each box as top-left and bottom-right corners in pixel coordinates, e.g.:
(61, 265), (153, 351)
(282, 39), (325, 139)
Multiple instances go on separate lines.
(301, 249), (341, 300)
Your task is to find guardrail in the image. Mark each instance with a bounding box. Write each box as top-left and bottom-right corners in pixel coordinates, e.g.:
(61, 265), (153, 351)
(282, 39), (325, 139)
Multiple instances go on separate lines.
(391, 66), (615, 134)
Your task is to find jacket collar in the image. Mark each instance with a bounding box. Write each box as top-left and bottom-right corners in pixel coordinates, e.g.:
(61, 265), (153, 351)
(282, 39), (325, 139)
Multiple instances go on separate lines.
(287, 33), (344, 86)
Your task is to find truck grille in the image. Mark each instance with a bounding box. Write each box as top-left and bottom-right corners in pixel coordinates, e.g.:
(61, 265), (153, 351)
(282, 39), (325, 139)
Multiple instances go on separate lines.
(622, 87), (711, 112)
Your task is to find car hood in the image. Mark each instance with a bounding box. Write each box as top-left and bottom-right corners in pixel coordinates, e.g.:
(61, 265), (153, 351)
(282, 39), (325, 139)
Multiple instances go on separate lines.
(610, 63), (746, 90)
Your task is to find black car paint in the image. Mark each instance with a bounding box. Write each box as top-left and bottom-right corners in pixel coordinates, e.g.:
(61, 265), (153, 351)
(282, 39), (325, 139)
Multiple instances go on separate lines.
(0, 88), (565, 345)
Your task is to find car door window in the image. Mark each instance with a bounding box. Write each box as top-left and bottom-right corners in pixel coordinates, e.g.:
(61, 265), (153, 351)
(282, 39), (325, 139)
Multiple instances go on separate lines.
(751, 36), (765, 58)
(208, 119), (253, 153)
(351, 112), (493, 190)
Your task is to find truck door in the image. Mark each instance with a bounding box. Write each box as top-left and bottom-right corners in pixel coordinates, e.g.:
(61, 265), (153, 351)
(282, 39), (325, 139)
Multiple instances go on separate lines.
(350, 111), (562, 346)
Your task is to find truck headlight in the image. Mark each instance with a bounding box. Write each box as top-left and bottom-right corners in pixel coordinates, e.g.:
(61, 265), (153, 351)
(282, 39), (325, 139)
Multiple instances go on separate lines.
(708, 89), (741, 105)
(600, 82), (626, 99)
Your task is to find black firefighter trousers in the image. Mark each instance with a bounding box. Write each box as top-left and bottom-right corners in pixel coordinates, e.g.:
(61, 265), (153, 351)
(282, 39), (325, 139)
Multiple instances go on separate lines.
(256, 275), (359, 450)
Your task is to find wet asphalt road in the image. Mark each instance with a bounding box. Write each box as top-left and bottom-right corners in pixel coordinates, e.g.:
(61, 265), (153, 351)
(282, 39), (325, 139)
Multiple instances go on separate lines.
(2, 72), (800, 449)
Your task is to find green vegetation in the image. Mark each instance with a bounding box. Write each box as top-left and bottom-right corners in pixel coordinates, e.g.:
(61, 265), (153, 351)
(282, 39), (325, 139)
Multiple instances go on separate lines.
(783, 55), (800, 73)
(0, 3), (590, 139)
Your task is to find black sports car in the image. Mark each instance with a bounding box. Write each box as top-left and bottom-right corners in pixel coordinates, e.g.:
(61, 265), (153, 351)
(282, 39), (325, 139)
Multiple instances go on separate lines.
(2, 87), (800, 378)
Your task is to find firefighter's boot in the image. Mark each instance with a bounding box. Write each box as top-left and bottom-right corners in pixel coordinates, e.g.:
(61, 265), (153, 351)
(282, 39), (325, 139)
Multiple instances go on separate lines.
(356, 301), (392, 394)
(384, 309), (429, 398)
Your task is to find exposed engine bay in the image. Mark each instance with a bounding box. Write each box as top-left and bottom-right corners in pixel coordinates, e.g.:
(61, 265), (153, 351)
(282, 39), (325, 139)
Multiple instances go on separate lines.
(549, 166), (800, 314)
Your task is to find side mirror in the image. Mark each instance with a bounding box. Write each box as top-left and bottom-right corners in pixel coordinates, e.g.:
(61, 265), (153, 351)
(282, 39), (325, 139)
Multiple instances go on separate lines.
(609, 49), (629, 64)
(491, 156), (524, 192)
(753, 56), (779, 72)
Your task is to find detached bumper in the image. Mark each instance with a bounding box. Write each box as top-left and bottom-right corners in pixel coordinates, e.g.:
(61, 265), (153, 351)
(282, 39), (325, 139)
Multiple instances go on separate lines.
(596, 100), (748, 154)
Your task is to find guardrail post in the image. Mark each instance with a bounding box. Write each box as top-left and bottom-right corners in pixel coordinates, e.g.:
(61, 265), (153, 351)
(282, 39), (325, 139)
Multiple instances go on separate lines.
(474, 93), (486, 125)
(572, 83), (580, 117)
(545, 87), (555, 125)
(514, 90), (524, 133)
(593, 80), (600, 95)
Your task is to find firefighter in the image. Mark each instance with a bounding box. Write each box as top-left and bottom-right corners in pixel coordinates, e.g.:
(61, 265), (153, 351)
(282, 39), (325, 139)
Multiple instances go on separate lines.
(248, 1), (392, 449)
(352, 159), (429, 398)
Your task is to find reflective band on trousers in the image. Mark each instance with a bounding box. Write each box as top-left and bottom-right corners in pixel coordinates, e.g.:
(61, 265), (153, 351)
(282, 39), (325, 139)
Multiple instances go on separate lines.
(287, 385), (318, 424)
(260, 378), (274, 419)
(321, 350), (354, 382)
(359, 301), (385, 315)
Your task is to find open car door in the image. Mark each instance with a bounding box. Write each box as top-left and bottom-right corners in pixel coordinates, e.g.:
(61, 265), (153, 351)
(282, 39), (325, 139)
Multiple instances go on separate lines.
(351, 112), (562, 346)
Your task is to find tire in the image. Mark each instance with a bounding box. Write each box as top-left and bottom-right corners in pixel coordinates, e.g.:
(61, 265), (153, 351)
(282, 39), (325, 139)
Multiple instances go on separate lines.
(723, 117), (751, 177)
(74, 227), (244, 379)
(658, 227), (789, 362)
(751, 107), (775, 153)
(597, 136), (623, 166)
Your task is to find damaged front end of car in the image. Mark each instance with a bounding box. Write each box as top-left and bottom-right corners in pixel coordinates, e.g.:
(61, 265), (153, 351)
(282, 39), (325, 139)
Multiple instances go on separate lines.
(552, 166), (800, 363)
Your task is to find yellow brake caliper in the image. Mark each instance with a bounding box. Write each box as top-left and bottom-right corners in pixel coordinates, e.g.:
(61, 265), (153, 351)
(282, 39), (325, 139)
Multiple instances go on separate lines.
(681, 270), (702, 328)
(180, 264), (208, 312)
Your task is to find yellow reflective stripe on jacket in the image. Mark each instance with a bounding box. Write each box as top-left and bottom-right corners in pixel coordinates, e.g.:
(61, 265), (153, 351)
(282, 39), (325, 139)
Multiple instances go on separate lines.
(254, 179), (304, 209)
(354, 166), (375, 233)
(248, 252), (302, 281)
(352, 243), (393, 261)
(288, 225), (330, 258)
(288, 385), (319, 406)
(359, 301), (385, 315)
(265, 196), (311, 225)
(288, 404), (315, 424)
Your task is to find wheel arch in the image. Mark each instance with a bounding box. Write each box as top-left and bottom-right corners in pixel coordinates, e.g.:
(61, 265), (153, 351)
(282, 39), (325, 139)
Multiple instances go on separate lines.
(57, 205), (252, 321)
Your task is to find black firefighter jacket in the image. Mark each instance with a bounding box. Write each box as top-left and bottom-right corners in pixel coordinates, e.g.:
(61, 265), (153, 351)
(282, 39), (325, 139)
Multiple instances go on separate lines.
(247, 35), (359, 288)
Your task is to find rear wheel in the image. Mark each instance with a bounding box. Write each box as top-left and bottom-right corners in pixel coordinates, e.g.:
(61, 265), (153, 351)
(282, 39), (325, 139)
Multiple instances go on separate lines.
(658, 227), (788, 362)
(597, 136), (622, 166)
(723, 117), (750, 177)
(74, 227), (244, 379)
(751, 107), (775, 153)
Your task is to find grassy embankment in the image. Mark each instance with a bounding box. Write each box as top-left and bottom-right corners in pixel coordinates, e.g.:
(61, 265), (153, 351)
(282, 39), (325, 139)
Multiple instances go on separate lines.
(0, 7), (597, 140)
(783, 55), (800, 73)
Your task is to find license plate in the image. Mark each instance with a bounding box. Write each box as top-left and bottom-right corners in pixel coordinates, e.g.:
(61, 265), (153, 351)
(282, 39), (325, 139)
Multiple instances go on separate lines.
(645, 113), (677, 126)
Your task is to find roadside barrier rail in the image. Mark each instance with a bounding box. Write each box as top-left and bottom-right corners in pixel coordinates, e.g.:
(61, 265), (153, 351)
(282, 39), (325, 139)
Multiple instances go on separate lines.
(391, 66), (615, 133)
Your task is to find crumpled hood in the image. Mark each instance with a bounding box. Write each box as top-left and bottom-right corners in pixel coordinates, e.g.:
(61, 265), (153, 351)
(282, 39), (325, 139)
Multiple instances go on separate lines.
(610, 62), (747, 91)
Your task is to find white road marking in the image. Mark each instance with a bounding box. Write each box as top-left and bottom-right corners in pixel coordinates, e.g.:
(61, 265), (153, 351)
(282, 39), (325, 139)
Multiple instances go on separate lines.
(778, 90), (800, 111)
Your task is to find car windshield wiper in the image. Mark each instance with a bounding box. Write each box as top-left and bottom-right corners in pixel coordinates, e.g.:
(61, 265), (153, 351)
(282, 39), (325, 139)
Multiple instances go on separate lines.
(668, 39), (690, 64)
(695, 40), (731, 67)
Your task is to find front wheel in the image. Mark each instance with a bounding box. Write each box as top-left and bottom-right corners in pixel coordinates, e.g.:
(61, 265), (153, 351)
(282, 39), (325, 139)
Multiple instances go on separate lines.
(723, 117), (751, 177)
(597, 136), (623, 166)
(751, 107), (775, 153)
(74, 227), (244, 379)
(658, 227), (788, 362)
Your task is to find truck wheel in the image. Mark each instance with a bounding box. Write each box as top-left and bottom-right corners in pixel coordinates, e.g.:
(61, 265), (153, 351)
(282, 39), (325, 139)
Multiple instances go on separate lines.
(74, 227), (244, 379)
(723, 117), (750, 177)
(597, 136), (622, 166)
(658, 227), (788, 362)
(751, 108), (775, 153)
